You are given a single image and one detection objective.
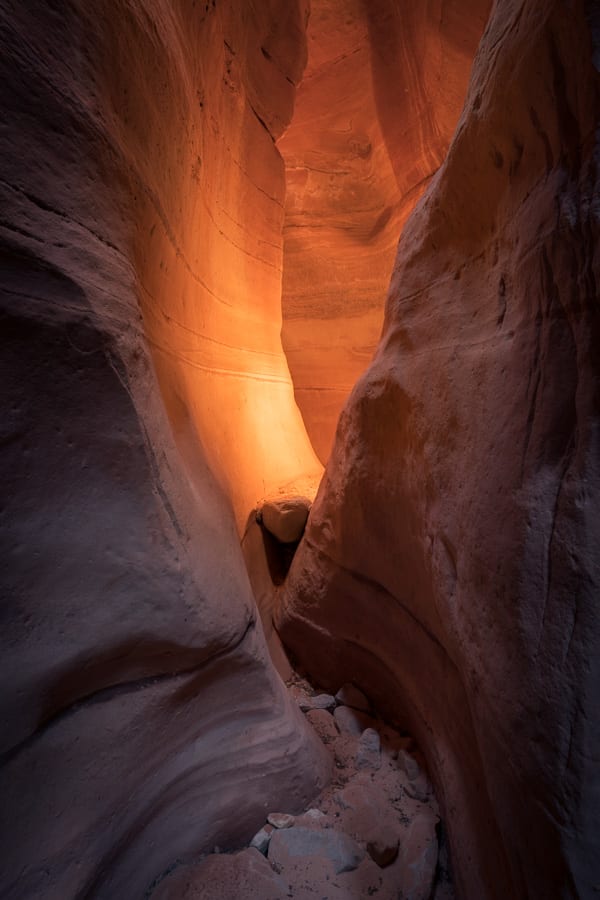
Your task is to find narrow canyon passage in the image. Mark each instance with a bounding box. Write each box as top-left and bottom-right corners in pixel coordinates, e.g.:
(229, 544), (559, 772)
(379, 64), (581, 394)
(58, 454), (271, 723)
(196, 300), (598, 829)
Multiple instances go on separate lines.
(1, 2), (599, 900)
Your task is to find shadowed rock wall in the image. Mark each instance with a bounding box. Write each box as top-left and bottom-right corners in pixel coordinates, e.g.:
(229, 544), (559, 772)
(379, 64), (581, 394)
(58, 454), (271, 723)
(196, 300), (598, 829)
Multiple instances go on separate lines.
(279, 0), (491, 461)
(276, 0), (600, 896)
(0, 2), (329, 897)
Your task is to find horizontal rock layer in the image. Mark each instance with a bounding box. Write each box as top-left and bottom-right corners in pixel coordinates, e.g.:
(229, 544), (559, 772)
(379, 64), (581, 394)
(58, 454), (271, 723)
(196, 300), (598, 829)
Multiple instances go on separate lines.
(277, 1), (600, 897)
(279, 0), (491, 460)
(0, 2), (330, 897)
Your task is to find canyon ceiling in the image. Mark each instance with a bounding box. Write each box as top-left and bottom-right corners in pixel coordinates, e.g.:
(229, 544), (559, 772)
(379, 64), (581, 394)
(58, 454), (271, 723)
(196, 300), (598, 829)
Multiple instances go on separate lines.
(1, 1), (598, 899)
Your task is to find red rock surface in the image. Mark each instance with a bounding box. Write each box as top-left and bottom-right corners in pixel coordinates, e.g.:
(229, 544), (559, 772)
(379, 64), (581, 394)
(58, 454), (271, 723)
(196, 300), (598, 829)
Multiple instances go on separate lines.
(2, 0), (599, 898)
(0, 3), (330, 898)
(277, 1), (600, 897)
(279, 0), (491, 461)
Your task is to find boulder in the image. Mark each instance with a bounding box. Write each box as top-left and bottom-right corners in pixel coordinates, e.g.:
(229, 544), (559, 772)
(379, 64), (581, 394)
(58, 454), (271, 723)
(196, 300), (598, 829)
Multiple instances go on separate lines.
(260, 496), (311, 543)
(268, 826), (365, 875)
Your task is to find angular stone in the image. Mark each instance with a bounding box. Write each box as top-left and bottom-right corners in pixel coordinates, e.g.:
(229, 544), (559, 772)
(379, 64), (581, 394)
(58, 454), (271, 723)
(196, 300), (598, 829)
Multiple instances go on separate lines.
(356, 727), (381, 770)
(335, 683), (370, 712)
(249, 825), (273, 855)
(267, 812), (295, 829)
(268, 826), (365, 875)
(404, 774), (433, 803)
(152, 848), (285, 899)
(334, 705), (374, 736)
(260, 496), (311, 543)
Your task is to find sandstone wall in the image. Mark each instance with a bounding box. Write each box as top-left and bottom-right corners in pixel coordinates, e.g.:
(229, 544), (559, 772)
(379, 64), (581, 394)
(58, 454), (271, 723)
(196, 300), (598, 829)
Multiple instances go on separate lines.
(279, 0), (491, 461)
(0, 2), (329, 897)
(277, 1), (600, 896)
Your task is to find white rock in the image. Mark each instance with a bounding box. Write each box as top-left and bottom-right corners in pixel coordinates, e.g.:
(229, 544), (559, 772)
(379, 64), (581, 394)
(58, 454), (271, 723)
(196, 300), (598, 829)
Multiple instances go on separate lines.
(356, 727), (381, 770)
(267, 812), (295, 829)
(249, 826), (273, 855)
(367, 835), (399, 868)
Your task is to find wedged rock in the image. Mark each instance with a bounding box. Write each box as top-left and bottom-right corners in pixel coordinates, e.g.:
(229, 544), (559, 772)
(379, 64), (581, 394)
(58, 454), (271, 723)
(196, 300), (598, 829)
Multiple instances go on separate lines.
(259, 496), (311, 543)
(335, 683), (371, 712)
(268, 826), (365, 875)
(267, 812), (295, 829)
(334, 705), (375, 736)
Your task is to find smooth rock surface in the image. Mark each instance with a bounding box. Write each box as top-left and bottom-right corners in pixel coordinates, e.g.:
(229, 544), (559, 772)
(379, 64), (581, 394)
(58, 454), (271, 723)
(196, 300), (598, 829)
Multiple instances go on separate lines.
(276, 1), (600, 897)
(268, 826), (365, 874)
(280, 0), (492, 460)
(0, 3), (331, 898)
(260, 495), (312, 543)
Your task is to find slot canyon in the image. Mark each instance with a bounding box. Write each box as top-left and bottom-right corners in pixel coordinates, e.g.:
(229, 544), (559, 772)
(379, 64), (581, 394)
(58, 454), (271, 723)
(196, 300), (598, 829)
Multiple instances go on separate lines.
(1, 0), (598, 898)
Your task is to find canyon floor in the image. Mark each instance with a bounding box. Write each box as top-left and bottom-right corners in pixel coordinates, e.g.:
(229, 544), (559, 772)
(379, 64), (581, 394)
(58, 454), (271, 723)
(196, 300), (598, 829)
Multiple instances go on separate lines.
(150, 674), (453, 900)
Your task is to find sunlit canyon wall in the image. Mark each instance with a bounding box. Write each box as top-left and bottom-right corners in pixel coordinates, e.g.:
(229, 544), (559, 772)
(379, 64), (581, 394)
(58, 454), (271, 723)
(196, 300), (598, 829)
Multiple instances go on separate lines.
(0, 3), (330, 898)
(279, 0), (491, 461)
(277, 0), (600, 897)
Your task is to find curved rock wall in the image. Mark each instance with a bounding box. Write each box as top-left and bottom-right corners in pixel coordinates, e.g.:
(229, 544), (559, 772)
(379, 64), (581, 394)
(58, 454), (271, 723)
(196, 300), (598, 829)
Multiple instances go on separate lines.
(276, 0), (600, 896)
(0, 2), (329, 898)
(279, 0), (491, 461)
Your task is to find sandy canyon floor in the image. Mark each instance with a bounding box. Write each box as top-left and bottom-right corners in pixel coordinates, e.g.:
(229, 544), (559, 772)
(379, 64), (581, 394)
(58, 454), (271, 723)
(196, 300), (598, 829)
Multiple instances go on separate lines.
(150, 674), (453, 900)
